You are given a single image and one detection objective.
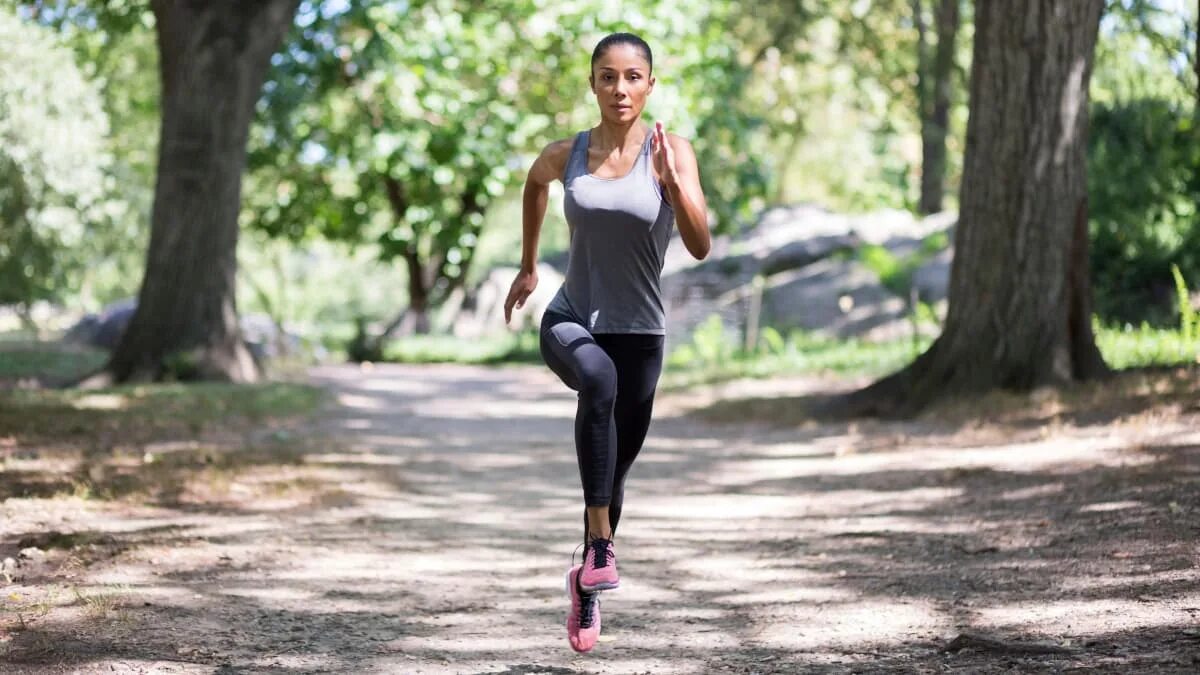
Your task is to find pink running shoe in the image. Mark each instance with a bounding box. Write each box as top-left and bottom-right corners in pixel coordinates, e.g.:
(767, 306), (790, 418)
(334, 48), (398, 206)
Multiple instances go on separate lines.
(579, 537), (619, 592)
(565, 565), (601, 653)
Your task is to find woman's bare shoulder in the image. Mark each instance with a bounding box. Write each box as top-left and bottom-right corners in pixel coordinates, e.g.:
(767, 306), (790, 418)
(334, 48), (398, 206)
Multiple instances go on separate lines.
(529, 135), (578, 185)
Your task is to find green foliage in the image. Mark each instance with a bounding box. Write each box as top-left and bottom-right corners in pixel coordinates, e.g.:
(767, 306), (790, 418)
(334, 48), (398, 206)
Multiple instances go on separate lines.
(1172, 263), (1197, 343)
(1088, 100), (1200, 323)
(1096, 0), (1196, 105)
(1096, 322), (1199, 370)
(0, 341), (107, 382)
(759, 325), (787, 356)
(666, 313), (1199, 389)
(380, 331), (541, 365)
(236, 232), (410, 350)
(12, 1), (159, 310)
(857, 245), (904, 294)
(666, 314), (739, 367)
(664, 313), (935, 388)
(745, 0), (972, 213)
(249, 0), (755, 260)
(0, 380), (325, 439)
(855, 231), (948, 298)
(0, 9), (111, 309)
(1088, 2), (1198, 325)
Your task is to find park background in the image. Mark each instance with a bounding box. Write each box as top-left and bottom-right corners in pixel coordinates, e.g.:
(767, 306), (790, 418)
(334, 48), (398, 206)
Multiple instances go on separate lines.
(1, 0), (1199, 673)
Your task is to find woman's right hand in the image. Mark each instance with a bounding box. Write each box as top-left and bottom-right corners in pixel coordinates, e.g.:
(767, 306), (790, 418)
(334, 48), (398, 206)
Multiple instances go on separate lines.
(503, 268), (539, 324)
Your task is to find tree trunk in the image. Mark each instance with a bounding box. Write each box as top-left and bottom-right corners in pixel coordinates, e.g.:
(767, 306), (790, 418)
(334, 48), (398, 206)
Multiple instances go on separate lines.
(916, 0), (960, 215)
(849, 0), (1109, 417)
(104, 0), (299, 383)
(402, 247), (433, 335)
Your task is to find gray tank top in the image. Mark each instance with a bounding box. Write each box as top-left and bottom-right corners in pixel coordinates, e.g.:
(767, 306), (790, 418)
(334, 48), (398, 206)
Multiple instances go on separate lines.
(545, 129), (675, 334)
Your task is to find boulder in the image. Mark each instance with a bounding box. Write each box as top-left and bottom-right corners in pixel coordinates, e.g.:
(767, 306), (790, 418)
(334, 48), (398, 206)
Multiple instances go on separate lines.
(760, 258), (910, 340)
(912, 246), (954, 304)
(62, 298), (136, 350)
(61, 300), (302, 360)
(457, 206), (956, 344)
(454, 262), (565, 337)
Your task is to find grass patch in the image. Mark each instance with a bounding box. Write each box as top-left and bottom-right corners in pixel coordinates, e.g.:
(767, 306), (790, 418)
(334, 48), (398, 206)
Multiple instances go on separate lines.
(72, 584), (132, 620)
(0, 343), (107, 383)
(663, 331), (931, 389)
(1099, 323), (1200, 370)
(381, 331), (542, 365)
(663, 315), (1198, 390)
(0, 382), (326, 442)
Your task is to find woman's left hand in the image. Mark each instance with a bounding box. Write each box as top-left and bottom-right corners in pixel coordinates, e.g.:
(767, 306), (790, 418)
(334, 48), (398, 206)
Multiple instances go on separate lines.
(651, 121), (678, 186)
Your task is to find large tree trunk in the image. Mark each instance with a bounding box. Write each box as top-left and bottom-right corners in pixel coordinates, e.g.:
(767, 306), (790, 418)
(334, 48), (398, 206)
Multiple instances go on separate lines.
(914, 0), (960, 215)
(104, 0), (299, 383)
(849, 0), (1109, 417)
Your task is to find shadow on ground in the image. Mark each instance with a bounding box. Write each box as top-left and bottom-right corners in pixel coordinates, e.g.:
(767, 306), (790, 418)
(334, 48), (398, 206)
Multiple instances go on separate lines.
(2, 363), (1198, 673)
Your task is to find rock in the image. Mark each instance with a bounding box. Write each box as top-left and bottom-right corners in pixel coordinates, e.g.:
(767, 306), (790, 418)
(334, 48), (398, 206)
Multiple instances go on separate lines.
(912, 246), (954, 304)
(62, 298), (136, 350)
(760, 258), (910, 340)
(760, 235), (860, 276)
(659, 207), (956, 342)
(458, 205), (956, 344)
(454, 262), (565, 337)
(61, 300), (304, 360)
(240, 312), (302, 360)
(17, 547), (45, 562)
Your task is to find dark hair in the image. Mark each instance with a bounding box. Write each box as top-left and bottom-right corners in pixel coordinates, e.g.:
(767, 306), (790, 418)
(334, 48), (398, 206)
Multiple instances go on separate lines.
(590, 32), (653, 74)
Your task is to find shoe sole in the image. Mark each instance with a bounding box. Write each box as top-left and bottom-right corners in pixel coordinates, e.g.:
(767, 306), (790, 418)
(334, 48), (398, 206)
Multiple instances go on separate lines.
(578, 579), (620, 592)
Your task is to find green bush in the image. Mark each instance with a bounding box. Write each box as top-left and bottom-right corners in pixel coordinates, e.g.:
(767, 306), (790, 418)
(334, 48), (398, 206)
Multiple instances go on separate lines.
(381, 332), (541, 365)
(1089, 100), (1200, 324)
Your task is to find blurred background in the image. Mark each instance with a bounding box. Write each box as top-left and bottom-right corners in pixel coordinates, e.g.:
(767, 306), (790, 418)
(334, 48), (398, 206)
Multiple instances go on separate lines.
(0, 0), (1196, 386)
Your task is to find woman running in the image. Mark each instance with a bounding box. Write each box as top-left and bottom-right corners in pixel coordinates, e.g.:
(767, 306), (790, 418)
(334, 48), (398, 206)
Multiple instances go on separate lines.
(503, 32), (711, 653)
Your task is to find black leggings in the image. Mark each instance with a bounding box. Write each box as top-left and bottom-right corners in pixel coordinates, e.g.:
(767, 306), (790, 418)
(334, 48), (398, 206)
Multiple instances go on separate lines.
(540, 311), (665, 540)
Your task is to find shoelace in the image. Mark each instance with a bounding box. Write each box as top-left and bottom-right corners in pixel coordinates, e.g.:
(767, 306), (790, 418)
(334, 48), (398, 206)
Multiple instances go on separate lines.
(588, 537), (614, 570)
(577, 583), (598, 628)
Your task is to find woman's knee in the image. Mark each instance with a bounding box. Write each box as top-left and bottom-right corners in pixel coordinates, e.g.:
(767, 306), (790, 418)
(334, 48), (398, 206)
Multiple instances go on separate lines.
(578, 357), (617, 402)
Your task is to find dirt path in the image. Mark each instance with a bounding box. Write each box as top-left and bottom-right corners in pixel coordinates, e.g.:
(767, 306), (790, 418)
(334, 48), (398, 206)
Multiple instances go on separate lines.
(3, 363), (1200, 673)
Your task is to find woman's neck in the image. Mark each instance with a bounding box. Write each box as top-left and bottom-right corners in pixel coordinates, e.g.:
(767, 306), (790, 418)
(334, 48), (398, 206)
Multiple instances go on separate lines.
(591, 120), (648, 153)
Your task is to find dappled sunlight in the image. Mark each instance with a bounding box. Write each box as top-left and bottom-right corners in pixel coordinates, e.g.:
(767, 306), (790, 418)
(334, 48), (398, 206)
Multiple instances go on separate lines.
(755, 599), (947, 650)
(414, 395), (579, 420)
(636, 494), (808, 520)
(1079, 500), (1143, 513)
(71, 393), (128, 410)
(336, 392), (388, 410)
(1057, 569), (1199, 594)
(222, 586), (319, 602)
(6, 363), (1198, 671)
(976, 594), (1200, 634)
(998, 482), (1066, 501)
(341, 433), (431, 449)
(305, 450), (408, 465)
(711, 586), (859, 606)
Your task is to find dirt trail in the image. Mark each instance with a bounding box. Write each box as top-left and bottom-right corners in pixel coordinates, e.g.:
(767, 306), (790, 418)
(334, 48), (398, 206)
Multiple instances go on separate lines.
(3, 363), (1199, 673)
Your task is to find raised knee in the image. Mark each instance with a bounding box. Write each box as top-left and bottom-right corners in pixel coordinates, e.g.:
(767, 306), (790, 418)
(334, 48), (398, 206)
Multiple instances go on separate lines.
(578, 362), (616, 402)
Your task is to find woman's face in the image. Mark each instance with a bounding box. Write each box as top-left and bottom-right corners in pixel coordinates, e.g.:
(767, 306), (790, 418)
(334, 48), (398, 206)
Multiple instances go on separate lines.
(590, 44), (654, 125)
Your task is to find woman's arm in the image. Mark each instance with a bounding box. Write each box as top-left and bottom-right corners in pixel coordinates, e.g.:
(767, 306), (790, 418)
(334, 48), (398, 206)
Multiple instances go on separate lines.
(504, 139), (572, 324)
(653, 122), (711, 260)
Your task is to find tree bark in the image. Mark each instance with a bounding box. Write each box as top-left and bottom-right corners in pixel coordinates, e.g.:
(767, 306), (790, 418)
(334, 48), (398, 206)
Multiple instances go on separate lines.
(916, 0), (960, 215)
(402, 247), (434, 335)
(105, 0), (299, 383)
(849, 0), (1109, 417)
